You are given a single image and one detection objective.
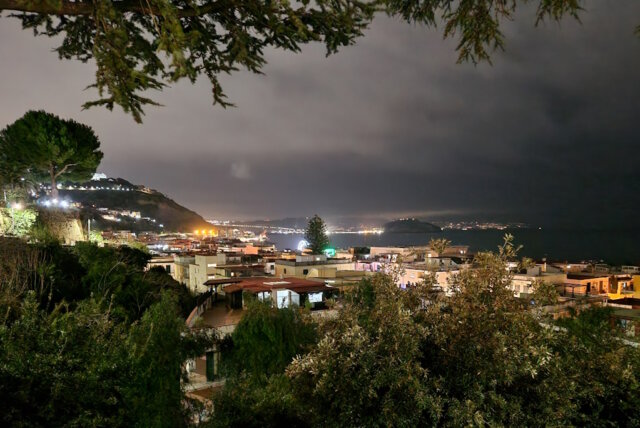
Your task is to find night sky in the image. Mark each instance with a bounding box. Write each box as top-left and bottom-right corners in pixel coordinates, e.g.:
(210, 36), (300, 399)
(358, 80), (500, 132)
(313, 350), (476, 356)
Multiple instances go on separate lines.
(1, 1), (639, 227)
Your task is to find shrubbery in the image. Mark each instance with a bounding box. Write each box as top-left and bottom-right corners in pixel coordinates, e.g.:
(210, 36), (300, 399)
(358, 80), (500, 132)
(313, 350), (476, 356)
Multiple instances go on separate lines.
(208, 237), (640, 427)
(0, 238), (209, 427)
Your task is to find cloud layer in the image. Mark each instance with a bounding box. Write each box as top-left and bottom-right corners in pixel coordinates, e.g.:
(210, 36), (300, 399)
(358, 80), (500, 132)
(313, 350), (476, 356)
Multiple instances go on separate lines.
(1, 1), (639, 227)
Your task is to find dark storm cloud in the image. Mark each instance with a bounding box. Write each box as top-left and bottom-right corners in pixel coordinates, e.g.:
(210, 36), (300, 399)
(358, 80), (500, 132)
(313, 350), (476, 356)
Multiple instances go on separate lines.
(0, 1), (639, 227)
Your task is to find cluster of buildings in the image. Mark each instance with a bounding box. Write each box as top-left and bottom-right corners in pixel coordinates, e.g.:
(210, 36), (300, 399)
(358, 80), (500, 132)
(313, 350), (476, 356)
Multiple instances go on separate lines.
(147, 239), (626, 396)
(94, 207), (164, 226)
(41, 175), (141, 193)
(440, 221), (529, 230)
(146, 237), (640, 319)
(104, 225), (640, 405)
(159, 238), (640, 398)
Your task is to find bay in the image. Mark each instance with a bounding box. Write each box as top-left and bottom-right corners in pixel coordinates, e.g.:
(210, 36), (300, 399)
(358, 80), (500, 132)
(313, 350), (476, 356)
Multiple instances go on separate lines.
(266, 229), (640, 266)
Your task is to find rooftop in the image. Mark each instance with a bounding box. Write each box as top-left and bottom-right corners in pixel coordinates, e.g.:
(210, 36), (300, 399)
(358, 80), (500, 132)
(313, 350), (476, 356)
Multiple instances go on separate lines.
(223, 277), (335, 294)
(199, 299), (245, 328)
(609, 298), (640, 306)
(567, 273), (610, 280)
(275, 258), (353, 267)
(214, 264), (265, 271)
(203, 278), (243, 286)
(613, 308), (640, 321)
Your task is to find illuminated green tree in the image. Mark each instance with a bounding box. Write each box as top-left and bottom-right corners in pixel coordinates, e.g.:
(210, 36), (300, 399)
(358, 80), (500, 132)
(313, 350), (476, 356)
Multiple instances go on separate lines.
(0, 111), (103, 199)
(0, 0), (598, 122)
(304, 215), (329, 255)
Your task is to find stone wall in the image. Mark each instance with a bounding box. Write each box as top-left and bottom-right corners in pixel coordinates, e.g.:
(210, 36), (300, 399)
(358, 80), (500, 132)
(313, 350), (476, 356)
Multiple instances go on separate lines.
(37, 209), (86, 244)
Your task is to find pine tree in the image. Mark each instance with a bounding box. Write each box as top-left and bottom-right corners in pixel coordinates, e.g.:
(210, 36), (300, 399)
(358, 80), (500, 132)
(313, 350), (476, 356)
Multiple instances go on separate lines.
(305, 215), (330, 255)
(0, 111), (103, 198)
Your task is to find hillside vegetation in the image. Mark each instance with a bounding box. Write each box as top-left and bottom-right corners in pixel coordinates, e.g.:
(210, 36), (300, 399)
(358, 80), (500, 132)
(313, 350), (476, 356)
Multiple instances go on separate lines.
(60, 178), (212, 232)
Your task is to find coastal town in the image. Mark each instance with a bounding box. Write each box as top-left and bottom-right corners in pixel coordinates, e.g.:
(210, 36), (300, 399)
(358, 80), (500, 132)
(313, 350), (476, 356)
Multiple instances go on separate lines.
(132, 221), (640, 401)
(5, 173), (640, 419)
(2, 0), (640, 425)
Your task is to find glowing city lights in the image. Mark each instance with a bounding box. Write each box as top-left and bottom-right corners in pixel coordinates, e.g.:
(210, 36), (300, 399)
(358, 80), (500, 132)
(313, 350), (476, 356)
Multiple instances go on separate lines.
(297, 239), (309, 251)
(323, 247), (337, 257)
(38, 198), (73, 209)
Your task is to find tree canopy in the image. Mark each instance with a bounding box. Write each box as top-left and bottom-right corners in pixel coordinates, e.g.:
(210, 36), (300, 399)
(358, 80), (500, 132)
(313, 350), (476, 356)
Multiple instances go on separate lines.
(0, 110), (103, 198)
(222, 299), (317, 379)
(0, 0), (598, 122)
(429, 237), (451, 257)
(304, 214), (329, 255)
(208, 236), (640, 426)
(0, 237), (209, 426)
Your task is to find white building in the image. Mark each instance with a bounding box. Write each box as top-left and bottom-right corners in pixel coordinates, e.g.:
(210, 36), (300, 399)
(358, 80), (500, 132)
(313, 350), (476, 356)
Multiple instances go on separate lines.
(510, 265), (566, 298)
(188, 254), (230, 293)
(274, 254), (355, 279)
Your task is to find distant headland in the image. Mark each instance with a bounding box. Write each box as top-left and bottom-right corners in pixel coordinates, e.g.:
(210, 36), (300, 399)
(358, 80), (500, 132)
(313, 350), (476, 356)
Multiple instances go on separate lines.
(383, 218), (441, 233)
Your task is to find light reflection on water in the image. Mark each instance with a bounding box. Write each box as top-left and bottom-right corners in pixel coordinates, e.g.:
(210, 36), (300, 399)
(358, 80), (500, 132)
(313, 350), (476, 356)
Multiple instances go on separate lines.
(266, 229), (640, 265)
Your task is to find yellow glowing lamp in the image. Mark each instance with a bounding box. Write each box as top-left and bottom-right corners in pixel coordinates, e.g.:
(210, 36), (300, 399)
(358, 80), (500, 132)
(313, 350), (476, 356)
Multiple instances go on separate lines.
(194, 230), (199, 235)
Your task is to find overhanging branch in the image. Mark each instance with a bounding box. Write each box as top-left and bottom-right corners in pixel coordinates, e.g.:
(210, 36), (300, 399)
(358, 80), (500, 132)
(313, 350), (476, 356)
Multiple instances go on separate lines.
(0, 0), (219, 17)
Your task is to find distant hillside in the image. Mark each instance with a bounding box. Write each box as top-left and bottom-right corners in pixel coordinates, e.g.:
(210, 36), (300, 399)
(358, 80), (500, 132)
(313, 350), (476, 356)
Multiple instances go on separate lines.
(384, 218), (441, 233)
(59, 178), (211, 233)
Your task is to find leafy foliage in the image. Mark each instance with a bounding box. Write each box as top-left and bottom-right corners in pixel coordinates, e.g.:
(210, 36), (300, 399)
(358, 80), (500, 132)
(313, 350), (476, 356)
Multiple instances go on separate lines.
(223, 299), (317, 378)
(554, 306), (640, 425)
(0, 0), (593, 121)
(207, 299), (317, 427)
(428, 236), (451, 256)
(0, 207), (37, 236)
(0, 110), (103, 198)
(531, 278), (560, 306)
(73, 241), (196, 320)
(0, 237), (197, 320)
(288, 274), (438, 427)
(304, 214), (329, 255)
(414, 238), (569, 425)
(0, 237), (209, 426)
(0, 238), (88, 317)
(209, 374), (307, 428)
(210, 235), (640, 426)
(0, 292), (208, 427)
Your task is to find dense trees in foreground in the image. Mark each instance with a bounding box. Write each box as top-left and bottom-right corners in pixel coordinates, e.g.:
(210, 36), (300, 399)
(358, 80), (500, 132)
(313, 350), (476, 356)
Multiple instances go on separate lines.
(0, 238), (209, 427)
(1, 235), (639, 426)
(212, 237), (640, 427)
